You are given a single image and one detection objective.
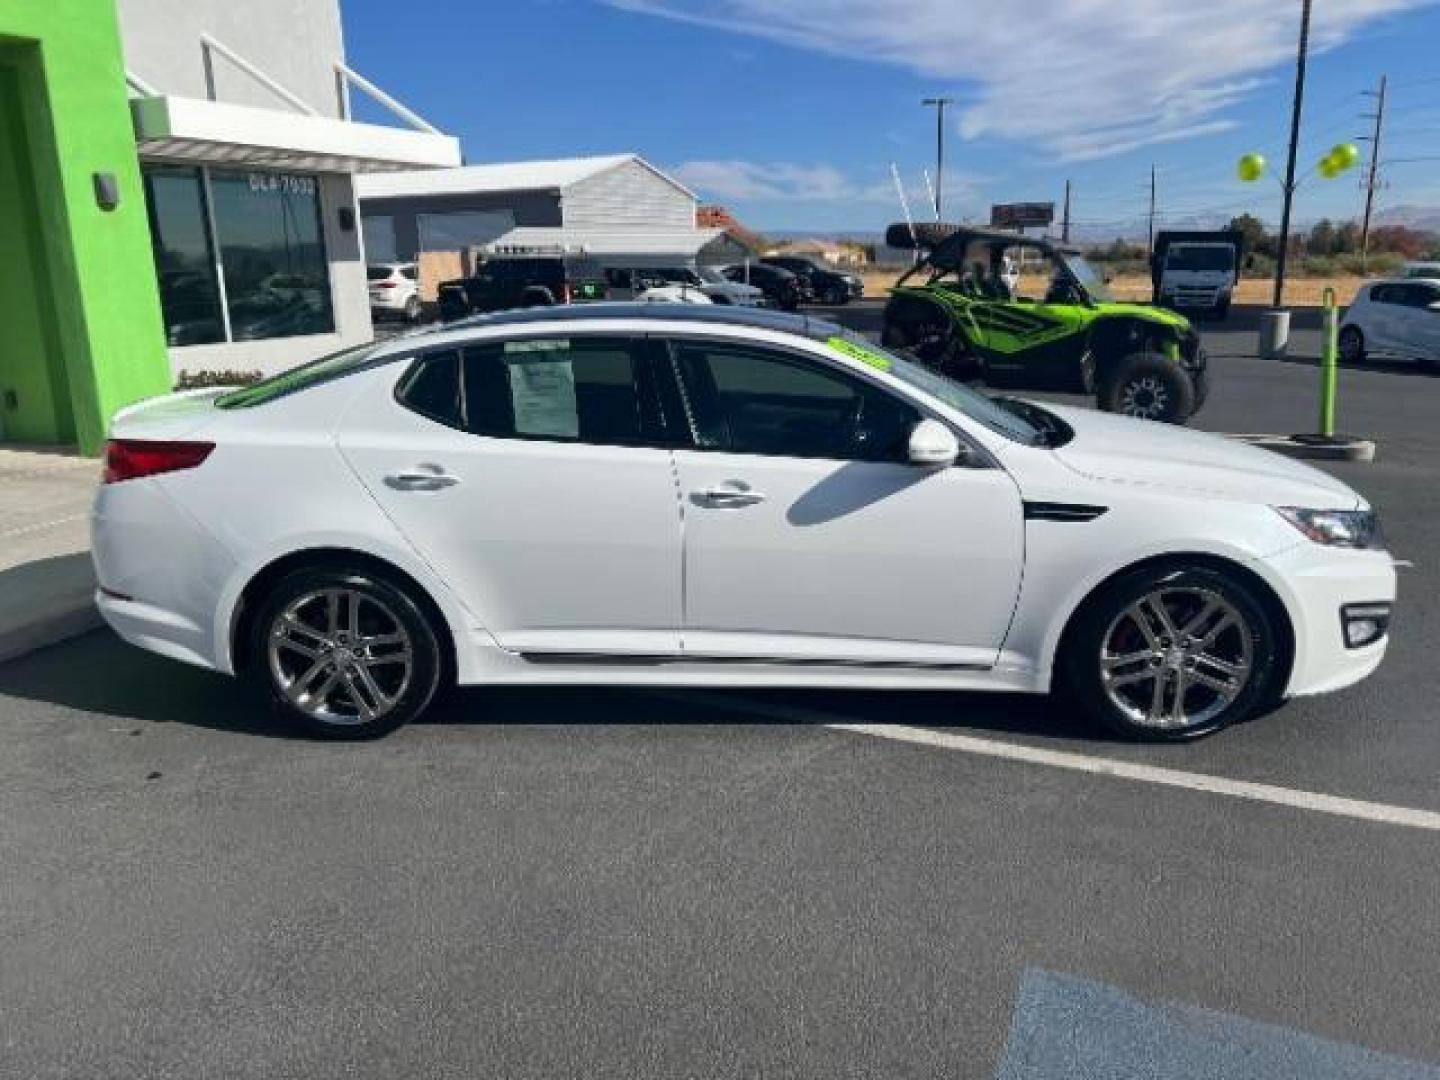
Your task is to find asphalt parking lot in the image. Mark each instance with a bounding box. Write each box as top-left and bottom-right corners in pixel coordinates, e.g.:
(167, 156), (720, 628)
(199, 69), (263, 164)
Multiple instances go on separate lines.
(4, 303), (1439, 1078)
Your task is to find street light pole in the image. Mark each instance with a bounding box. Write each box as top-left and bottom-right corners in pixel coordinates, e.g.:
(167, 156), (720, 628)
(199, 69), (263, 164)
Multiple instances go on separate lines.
(921, 97), (954, 219)
(1273, 0), (1313, 309)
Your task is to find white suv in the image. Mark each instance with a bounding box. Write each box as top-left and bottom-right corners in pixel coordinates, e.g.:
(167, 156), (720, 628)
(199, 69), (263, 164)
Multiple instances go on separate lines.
(368, 263), (421, 322)
(1340, 278), (1440, 366)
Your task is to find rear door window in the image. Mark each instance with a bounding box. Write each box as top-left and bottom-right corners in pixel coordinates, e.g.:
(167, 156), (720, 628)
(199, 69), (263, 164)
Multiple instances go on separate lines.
(461, 337), (658, 446)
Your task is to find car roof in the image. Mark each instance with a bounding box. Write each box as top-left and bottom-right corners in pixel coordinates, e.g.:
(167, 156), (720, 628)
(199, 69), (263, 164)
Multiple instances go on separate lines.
(433, 301), (844, 339)
(1368, 277), (1440, 287)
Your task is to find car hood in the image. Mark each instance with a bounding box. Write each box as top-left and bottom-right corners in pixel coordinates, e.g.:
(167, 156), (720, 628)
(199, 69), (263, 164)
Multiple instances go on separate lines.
(1041, 404), (1364, 509)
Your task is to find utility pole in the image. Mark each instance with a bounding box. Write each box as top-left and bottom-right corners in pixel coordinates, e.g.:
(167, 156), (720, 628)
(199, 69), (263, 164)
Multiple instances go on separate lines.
(1061, 179), (1072, 243)
(1273, 0), (1313, 309)
(921, 97), (954, 219)
(1359, 74), (1388, 273)
(1147, 165), (1157, 254)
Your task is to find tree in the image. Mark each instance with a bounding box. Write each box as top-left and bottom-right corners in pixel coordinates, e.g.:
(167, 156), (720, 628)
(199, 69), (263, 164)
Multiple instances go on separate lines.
(1228, 213), (1270, 257)
(1307, 219), (1337, 257)
(1335, 219), (1361, 255)
(1369, 226), (1433, 259)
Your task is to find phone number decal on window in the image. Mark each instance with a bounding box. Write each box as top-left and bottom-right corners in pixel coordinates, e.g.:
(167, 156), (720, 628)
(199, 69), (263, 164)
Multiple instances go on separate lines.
(247, 173), (317, 196)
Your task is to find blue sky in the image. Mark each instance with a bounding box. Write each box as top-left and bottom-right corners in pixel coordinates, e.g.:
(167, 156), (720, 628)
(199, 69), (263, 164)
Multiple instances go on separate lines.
(342, 0), (1440, 236)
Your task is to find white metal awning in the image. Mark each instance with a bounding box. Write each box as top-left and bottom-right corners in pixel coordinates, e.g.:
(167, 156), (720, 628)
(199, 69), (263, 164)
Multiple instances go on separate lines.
(131, 95), (461, 174)
(484, 227), (755, 262)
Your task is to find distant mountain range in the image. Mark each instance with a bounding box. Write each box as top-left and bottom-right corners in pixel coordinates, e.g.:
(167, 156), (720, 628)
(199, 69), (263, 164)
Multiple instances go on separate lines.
(766, 204), (1440, 247)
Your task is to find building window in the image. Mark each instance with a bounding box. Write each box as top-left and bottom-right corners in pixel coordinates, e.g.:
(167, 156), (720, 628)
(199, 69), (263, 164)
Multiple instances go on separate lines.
(209, 171), (334, 341)
(141, 166), (335, 346)
(142, 166), (225, 347)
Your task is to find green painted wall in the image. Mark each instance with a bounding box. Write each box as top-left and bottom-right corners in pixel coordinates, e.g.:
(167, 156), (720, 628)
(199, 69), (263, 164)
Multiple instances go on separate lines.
(0, 0), (170, 454)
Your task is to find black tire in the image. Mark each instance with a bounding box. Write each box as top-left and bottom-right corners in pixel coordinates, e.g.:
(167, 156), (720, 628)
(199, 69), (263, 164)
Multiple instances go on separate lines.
(247, 567), (444, 740)
(1214, 297), (1231, 321)
(1339, 325), (1365, 365)
(884, 221), (961, 250)
(1059, 564), (1282, 742)
(1189, 368), (1210, 414)
(1098, 353), (1196, 424)
(404, 295), (422, 323)
(826, 285), (848, 305)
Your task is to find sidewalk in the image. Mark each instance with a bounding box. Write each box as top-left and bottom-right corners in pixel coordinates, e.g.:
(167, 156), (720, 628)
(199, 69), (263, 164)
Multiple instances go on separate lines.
(0, 447), (101, 663)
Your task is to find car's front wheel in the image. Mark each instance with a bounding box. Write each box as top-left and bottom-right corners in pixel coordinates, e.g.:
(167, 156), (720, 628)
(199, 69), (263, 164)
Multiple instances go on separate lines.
(1098, 353), (1196, 423)
(1339, 325), (1366, 364)
(250, 568), (443, 739)
(1059, 565), (1283, 741)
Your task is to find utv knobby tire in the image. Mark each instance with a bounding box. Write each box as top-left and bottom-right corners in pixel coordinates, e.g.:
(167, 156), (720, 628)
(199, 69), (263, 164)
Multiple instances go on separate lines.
(1098, 353), (1195, 424)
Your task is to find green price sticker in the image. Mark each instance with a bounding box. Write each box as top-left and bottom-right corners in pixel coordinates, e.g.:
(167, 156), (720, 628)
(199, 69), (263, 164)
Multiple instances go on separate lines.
(828, 336), (892, 372)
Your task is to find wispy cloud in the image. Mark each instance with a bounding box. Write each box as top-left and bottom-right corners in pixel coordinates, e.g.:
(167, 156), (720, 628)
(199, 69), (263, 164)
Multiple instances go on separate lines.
(671, 159), (986, 209)
(607, 0), (1437, 162)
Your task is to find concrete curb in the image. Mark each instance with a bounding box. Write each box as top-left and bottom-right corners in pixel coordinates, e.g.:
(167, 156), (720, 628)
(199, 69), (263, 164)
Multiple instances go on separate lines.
(1225, 434), (1377, 463)
(0, 555), (102, 665)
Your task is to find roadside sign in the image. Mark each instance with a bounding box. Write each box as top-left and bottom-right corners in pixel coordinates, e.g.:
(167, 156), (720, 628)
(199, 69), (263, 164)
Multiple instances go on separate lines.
(990, 202), (1055, 229)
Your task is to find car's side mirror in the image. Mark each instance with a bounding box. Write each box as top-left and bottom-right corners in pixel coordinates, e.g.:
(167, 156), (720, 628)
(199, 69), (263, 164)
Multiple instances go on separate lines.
(908, 419), (961, 467)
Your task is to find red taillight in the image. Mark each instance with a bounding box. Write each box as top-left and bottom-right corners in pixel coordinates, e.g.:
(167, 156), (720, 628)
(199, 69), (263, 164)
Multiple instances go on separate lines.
(103, 440), (214, 484)
(373, 281), (397, 289)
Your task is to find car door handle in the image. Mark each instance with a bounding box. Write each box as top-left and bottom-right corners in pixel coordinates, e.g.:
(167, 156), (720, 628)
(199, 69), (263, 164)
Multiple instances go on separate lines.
(696, 482), (766, 508)
(385, 467), (461, 491)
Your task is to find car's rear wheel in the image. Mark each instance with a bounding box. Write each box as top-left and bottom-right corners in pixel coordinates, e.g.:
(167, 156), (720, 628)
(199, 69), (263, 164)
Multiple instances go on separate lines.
(1339, 325), (1366, 364)
(1098, 353), (1195, 424)
(1060, 565), (1282, 741)
(250, 568), (442, 739)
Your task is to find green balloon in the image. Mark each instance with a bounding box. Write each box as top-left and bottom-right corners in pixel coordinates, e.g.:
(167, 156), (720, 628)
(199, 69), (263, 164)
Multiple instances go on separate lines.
(1332, 142), (1361, 169)
(1318, 157), (1341, 179)
(1238, 153), (1267, 182)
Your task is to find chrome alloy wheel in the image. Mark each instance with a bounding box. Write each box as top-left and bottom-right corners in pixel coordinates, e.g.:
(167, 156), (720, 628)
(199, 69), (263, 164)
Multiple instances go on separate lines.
(267, 588), (413, 726)
(1099, 587), (1254, 731)
(1119, 375), (1170, 420)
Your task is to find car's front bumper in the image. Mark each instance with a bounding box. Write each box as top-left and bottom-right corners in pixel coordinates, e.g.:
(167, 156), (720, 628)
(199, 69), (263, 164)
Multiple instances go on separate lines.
(1263, 543), (1398, 698)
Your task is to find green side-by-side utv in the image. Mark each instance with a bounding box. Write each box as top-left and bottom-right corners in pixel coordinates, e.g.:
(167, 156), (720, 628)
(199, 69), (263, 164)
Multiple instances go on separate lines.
(881, 224), (1208, 424)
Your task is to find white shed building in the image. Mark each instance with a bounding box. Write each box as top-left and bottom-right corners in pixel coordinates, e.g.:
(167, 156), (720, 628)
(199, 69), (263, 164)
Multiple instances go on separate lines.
(356, 153), (751, 268)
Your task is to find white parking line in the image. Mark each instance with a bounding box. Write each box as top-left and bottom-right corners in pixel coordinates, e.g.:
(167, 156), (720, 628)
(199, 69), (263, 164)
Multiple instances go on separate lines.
(829, 723), (1440, 832)
(651, 690), (1440, 831)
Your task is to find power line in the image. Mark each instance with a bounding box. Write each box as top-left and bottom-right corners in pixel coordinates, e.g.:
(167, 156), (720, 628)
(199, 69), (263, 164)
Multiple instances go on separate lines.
(1358, 74), (1387, 272)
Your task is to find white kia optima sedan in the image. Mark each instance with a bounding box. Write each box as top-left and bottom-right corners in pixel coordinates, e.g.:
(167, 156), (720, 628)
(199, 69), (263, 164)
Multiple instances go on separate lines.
(93, 306), (1396, 741)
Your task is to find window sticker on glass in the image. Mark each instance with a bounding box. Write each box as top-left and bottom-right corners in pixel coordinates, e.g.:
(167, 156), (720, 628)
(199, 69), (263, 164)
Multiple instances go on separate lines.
(828, 336), (892, 372)
(506, 348), (578, 438)
(505, 339), (570, 354)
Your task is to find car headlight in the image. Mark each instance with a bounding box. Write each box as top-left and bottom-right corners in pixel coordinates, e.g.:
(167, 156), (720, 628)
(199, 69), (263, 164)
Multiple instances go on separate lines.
(1274, 506), (1383, 549)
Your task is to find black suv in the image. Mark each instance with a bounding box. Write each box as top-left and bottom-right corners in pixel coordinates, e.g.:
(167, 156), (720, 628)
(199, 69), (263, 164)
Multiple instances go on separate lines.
(760, 255), (863, 305)
(438, 256), (607, 321)
(723, 263), (802, 311)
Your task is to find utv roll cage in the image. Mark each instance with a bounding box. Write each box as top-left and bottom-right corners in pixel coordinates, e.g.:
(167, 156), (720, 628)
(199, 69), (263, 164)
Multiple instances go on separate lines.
(893, 226), (1094, 306)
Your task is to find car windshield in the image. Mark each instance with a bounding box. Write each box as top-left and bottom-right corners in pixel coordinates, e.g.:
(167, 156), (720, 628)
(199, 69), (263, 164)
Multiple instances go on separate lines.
(1061, 252), (1114, 302)
(1167, 246), (1234, 272)
(828, 331), (1047, 445)
(216, 341), (382, 408)
(366, 265), (392, 280)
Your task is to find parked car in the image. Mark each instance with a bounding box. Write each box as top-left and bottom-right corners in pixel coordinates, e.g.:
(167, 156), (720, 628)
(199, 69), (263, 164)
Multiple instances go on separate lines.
(723, 263), (802, 311)
(367, 263), (422, 323)
(94, 305), (1394, 743)
(606, 266), (765, 306)
(635, 284), (713, 304)
(1340, 278), (1440, 366)
(436, 255), (607, 321)
(761, 255), (864, 305)
(1402, 261), (1440, 279)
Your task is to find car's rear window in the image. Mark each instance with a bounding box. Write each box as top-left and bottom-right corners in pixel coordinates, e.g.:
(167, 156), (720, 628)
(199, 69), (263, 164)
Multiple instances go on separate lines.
(216, 342), (383, 409)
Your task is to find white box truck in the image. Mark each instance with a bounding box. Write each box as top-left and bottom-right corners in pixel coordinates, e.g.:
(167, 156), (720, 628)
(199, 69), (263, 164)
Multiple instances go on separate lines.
(1152, 230), (1244, 320)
